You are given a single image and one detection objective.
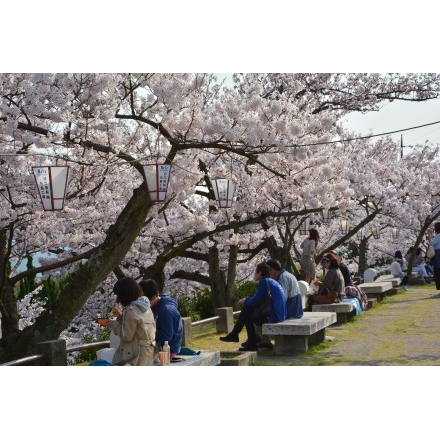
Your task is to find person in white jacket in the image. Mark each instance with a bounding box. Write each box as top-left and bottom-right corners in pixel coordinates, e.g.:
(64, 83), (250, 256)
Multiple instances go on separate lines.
(390, 256), (410, 291)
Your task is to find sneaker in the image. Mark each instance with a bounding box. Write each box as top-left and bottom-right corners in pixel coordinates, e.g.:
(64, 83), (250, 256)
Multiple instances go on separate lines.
(401, 286), (408, 291)
(219, 333), (239, 342)
(240, 340), (249, 347)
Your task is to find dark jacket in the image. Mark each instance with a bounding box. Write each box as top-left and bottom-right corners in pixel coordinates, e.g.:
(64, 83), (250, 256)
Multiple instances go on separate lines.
(152, 295), (183, 354)
(340, 262), (352, 287)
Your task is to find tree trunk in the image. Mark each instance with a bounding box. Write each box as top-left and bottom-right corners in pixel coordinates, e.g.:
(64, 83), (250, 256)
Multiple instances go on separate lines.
(224, 245), (238, 306)
(208, 245), (227, 308)
(0, 279), (19, 341)
(357, 237), (369, 277)
(0, 184), (152, 362)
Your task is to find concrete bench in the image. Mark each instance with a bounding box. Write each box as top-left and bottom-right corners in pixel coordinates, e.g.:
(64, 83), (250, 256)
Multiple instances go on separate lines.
(375, 275), (401, 287)
(312, 302), (355, 324)
(161, 351), (220, 366)
(357, 281), (393, 301)
(262, 312), (337, 355)
(367, 297), (378, 309)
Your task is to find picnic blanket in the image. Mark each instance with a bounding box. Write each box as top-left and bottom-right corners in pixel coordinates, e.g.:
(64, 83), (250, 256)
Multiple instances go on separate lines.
(342, 297), (362, 315)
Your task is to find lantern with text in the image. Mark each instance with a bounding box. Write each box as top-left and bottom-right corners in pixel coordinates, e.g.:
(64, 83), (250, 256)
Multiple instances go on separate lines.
(274, 201), (282, 213)
(321, 209), (332, 223)
(299, 217), (310, 235)
(356, 228), (364, 240)
(391, 228), (400, 240)
(143, 164), (171, 202)
(339, 219), (349, 234)
(211, 178), (235, 208)
(371, 226), (381, 239)
(32, 166), (70, 211)
(426, 228), (434, 241)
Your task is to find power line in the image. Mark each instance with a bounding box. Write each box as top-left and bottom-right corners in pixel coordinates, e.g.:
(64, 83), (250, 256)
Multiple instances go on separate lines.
(2, 120), (440, 155)
(293, 120), (440, 147)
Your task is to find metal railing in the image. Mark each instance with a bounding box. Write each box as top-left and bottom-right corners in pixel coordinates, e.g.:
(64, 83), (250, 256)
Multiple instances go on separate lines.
(192, 310), (240, 327)
(1, 354), (45, 366)
(1, 340), (111, 366)
(1, 308), (238, 366)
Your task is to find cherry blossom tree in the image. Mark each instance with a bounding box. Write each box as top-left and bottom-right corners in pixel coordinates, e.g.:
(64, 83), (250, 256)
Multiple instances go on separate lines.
(1, 73), (440, 363)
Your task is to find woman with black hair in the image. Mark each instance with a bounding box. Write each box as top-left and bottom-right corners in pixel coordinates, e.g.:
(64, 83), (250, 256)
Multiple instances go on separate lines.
(307, 253), (345, 310)
(101, 277), (156, 365)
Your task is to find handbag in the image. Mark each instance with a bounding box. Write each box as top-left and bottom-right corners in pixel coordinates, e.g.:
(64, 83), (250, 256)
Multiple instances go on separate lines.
(427, 245), (435, 259)
(252, 279), (272, 325)
(312, 287), (340, 305)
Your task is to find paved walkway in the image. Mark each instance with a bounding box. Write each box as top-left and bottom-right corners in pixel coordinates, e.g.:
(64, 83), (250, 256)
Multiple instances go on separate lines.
(257, 283), (440, 366)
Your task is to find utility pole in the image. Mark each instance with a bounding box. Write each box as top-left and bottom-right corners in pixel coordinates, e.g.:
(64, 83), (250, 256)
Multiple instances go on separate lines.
(401, 134), (403, 159)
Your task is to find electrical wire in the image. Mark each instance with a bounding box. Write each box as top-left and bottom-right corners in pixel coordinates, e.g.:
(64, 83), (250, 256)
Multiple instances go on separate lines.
(292, 120), (440, 147)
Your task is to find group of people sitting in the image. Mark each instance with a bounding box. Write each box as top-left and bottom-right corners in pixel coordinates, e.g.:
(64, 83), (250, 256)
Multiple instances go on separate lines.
(99, 277), (183, 366)
(390, 247), (434, 290)
(219, 251), (366, 352)
(219, 259), (303, 351)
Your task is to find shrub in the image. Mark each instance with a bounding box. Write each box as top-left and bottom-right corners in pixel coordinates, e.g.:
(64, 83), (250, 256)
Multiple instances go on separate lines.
(36, 274), (72, 307)
(69, 328), (111, 365)
(178, 288), (214, 322)
(234, 280), (256, 302)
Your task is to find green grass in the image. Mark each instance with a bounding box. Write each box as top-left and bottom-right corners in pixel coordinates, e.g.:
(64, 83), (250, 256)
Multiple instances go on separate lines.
(188, 284), (440, 366)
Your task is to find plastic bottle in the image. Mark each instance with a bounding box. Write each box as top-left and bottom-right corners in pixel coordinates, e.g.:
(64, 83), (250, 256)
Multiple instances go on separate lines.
(163, 341), (171, 365)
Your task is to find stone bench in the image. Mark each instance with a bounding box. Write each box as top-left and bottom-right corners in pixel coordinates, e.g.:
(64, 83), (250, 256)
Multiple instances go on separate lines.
(367, 297), (378, 309)
(312, 302), (355, 324)
(357, 281), (393, 302)
(375, 275), (401, 287)
(160, 351), (220, 366)
(262, 312), (337, 355)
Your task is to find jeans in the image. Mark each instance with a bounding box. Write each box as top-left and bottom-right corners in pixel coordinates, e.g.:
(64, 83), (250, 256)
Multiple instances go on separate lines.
(425, 264), (434, 276)
(230, 302), (259, 345)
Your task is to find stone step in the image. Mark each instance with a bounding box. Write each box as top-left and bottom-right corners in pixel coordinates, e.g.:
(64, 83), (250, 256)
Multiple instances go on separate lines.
(367, 298), (377, 309)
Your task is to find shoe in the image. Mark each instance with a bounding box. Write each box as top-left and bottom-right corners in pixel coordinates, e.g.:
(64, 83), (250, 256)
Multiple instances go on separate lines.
(256, 342), (273, 350)
(240, 340), (249, 347)
(219, 333), (239, 342)
(401, 286), (408, 291)
(239, 345), (258, 351)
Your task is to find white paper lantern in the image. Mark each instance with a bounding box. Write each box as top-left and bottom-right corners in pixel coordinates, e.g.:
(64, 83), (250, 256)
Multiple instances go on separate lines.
(143, 163), (171, 202)
(32, 166), (70, 211)
(211, 178), (235, 208)
(339, 219), (349, 234)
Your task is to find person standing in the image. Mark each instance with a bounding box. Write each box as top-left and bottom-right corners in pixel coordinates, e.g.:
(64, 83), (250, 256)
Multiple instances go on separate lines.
(102, 277), (156, 366)
(431, 222), (440, 293)
(300, 228), (320, 283)
(266, 258), (303, 319)
(139, 279), (183, 359)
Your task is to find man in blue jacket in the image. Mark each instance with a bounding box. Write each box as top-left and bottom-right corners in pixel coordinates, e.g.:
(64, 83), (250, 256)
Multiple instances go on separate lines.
(266, 258), (303, 319)
(140, 279), (183, 359)
(219, 261), (286, 351)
